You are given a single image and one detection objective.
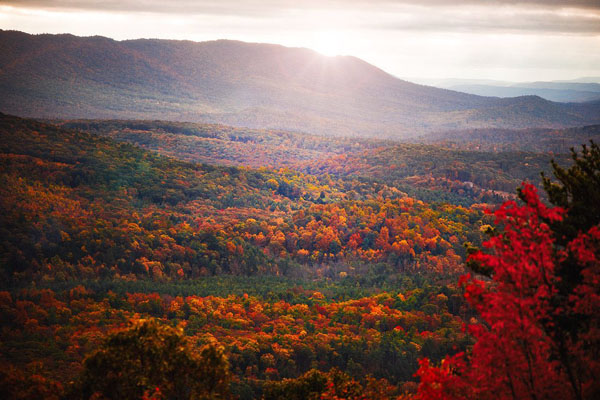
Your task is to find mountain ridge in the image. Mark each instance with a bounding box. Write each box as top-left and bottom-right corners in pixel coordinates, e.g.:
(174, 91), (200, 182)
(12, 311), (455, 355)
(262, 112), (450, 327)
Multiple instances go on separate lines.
(2, 30), (600, 138)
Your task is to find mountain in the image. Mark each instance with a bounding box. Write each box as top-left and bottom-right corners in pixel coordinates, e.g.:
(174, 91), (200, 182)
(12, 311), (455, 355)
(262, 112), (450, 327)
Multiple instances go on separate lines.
(555, 77), (600, 84)
(429, 78), (600, 103)
(2, 30), (600, 138)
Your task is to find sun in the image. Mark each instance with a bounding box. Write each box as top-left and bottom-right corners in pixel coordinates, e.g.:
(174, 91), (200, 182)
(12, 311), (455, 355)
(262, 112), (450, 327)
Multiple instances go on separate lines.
(310, 31), (346, 57)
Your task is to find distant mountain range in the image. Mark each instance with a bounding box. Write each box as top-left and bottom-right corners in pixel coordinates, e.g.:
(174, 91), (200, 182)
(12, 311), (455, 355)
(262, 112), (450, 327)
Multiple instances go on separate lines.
(422, 78), (600, 103)
(2, 30), (600, 138)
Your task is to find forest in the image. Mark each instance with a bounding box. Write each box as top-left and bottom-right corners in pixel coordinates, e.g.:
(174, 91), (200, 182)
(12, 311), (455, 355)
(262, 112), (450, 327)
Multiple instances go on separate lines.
(1, 112), (599, 399)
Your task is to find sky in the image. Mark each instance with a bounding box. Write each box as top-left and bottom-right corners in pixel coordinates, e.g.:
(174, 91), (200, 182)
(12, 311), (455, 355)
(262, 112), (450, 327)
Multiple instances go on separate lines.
(1, 0), (599, 82)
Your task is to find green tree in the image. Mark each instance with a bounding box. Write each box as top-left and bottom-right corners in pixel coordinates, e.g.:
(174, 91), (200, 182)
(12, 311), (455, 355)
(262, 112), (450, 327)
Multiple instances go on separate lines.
(541, 141), (600, 243)
(69, 319), (230, 400)
(539, 141), (600, 399)
(262, 369), (327, 400)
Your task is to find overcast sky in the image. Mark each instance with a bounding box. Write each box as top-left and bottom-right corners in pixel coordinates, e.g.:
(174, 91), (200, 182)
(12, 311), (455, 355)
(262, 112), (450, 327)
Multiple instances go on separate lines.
(1, 0), (599, 82)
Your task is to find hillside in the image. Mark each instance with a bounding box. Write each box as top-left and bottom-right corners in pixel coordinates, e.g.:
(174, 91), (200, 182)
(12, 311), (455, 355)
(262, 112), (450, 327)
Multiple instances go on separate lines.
(0, 114), (596, 397)
(302, 145), (568, 205)
(58, 119), (383, 168)
(56, 118), (569, 206)
(2, 30), (600, 138)
(0, 112), (493, 397)
(418, 125), (600, 153)
(1, 113), (492, 284)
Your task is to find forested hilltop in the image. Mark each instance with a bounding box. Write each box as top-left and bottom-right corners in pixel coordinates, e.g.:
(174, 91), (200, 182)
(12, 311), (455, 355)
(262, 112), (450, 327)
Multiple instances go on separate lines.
(1, 112), (598, 399)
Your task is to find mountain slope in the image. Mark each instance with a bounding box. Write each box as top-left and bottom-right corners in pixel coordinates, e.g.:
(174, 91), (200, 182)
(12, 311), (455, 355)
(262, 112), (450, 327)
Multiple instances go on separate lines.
(418, 125), (600, 153)
(2, 30), (600, 137)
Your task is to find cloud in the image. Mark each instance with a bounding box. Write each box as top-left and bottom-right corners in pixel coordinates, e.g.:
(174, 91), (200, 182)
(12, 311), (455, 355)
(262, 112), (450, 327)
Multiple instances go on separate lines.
(3, 0), (600, 14)
(2, 0), (599, 35)
(369, 6), (600, 34)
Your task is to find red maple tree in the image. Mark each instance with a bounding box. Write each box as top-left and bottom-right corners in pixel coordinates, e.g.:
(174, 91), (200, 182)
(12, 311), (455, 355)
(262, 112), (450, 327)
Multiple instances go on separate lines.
(416, 183), (600, 400)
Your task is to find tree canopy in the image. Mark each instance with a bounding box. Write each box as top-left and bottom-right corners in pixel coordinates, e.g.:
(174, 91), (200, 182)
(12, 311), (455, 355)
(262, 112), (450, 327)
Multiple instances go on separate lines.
(70, 319), (230, 400)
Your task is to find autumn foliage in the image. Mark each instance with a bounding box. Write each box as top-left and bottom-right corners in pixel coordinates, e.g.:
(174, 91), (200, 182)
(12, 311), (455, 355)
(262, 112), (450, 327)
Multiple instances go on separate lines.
(416, 183), (600, 400)
(2, 112), (599, 399)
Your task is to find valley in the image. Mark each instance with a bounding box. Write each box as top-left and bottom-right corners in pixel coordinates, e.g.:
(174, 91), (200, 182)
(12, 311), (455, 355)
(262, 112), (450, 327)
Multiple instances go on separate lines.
(1, 109), (598, 398)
